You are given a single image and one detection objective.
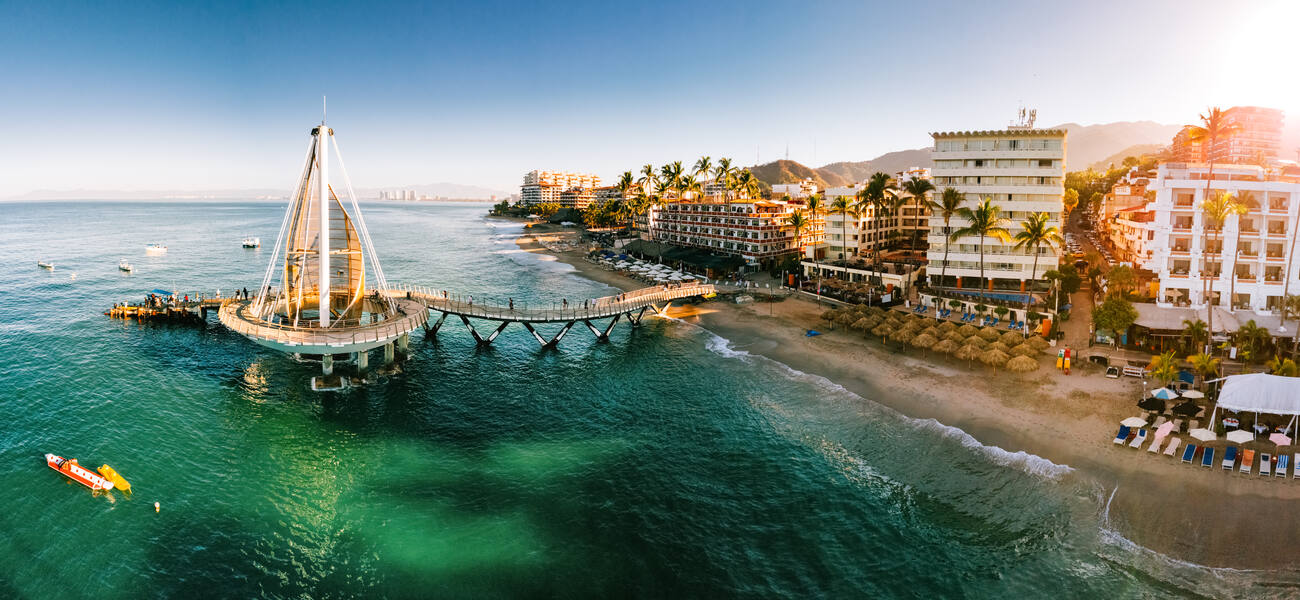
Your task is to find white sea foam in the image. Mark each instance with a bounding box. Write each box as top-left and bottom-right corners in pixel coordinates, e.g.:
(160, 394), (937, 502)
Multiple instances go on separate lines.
(695, 322), (1075, 480)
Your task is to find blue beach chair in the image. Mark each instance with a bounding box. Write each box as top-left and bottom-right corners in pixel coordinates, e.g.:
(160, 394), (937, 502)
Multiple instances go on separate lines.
(1276, 454), (1290, 478)
(1201, 446), (1215, 468)
(1181, 444), (1197, 463)
(1222, 446), (1238, 470)
(1113, 425), (1131, 444)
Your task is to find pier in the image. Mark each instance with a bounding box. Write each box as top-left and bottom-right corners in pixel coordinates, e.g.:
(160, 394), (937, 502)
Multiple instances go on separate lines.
(392, 282), (716, 347)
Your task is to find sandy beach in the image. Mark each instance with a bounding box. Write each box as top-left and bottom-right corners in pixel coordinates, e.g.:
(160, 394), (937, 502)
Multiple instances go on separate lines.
(513, 223), (1300, 570)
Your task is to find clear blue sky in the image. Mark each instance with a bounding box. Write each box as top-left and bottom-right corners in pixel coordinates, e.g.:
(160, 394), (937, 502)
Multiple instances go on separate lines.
(1, 0), (1295, 196)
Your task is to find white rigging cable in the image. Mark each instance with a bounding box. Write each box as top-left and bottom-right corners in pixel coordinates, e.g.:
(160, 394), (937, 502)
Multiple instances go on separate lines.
(254, 135), (316, 319)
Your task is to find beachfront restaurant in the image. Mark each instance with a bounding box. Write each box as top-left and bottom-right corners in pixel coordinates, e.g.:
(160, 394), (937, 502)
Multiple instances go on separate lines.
(1123, 304), (1296, 354)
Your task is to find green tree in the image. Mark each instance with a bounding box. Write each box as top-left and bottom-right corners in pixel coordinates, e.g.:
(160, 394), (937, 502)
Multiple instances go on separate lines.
(926, 187), (965, 289)
(1012, 211), (1062, 333)
(1093, 297), (1138, 344)
(1182, 318), (1208, 353)
(1186, 352), (1221, 390)
(1148, 351), (1179, 387)
(713, 158), (734, 205)
(1105, 265), (1136, 299)
(901, 176), (935, 252)
(1235, 319), (1271, 364)
(1200, 190), (1238, 337)
(951, 197), (1011, 300)
(829, 195), (857, 260)
(1062, 188), (1079, 216)
(1225, 190), (1254, 307)
(532, 202), (561, 218)
(787, 210), (810, 273)
(1266, 357), (1299, 376)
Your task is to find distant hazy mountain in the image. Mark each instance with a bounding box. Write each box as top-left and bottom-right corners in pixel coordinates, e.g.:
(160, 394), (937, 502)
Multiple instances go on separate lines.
(1086, 143), (1169, 171)
(5, 181), (510, 202)
(749, 120), (1186, 189)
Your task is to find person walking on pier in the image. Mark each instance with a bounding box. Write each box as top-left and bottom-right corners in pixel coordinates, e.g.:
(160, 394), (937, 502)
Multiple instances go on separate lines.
(508, 298), (514, 311)
(243, 287), (249, 300)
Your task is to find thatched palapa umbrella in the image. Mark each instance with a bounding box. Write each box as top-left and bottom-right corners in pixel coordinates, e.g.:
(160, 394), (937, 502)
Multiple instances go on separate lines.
(1026, 336), (1051, 350)
(936, 321), (958, 334)
(963, 335), (989, 349)
(977, 327), (1000, 342)
(821, 310), (838, 322)
(1006, 355), (1039, 373)
(871, 323), (892, 343)
(955, 343), (982, 367)
(988, 341), (1012, 354)
(851, 317), (872, 331)
(911, 332), (939, 351)
(836, 311), (857, 325)
(1010, 343), (1040, 357)
(943, 330), (967, 344)
(889, 327), (916, 348)
(980, 348), (1011, 372)
(957, 324), (980, 336)
(999, 331), (1023, 345)
(920, 326), (941, 339)
(932, 339), (959, 355)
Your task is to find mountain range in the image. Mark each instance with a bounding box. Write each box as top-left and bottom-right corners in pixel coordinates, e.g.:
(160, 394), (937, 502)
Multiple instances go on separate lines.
(751, 121), (1193, 188)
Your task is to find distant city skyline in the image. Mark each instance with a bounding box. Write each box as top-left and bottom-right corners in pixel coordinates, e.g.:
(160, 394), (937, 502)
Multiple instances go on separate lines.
(1, 0), (1296, 198)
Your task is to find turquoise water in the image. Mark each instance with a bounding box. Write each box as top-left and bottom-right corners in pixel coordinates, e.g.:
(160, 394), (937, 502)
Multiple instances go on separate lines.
(0, 201), (1277, 598)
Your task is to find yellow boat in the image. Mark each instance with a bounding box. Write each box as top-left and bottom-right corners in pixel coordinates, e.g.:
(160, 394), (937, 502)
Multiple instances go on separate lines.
(97, 464), (130, 493)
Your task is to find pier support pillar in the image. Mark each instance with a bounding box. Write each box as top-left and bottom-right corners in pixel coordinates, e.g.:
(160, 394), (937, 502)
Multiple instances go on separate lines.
(355, 350), (368, 373)
(383, 342), (395, 364)
(583, 314), (621, 342)
(322, 354), (334, 375)
(397, 333), (409, 351)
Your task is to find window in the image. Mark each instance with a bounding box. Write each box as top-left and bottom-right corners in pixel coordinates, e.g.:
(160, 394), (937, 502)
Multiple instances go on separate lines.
(1038, 159), (1052, 168)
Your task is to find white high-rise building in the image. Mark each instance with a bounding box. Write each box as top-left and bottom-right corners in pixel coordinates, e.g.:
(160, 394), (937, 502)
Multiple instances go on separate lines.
(926, 128), (1067, 294)
(520, 170), (601, 207)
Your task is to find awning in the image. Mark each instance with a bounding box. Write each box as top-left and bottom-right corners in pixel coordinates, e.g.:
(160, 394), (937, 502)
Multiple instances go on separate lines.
(1217, 373), (1300, 415)
(1132, 304), (1239, 333)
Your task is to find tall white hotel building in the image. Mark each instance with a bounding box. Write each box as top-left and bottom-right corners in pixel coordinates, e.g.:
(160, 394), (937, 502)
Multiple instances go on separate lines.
(926, 128), (1067, 295)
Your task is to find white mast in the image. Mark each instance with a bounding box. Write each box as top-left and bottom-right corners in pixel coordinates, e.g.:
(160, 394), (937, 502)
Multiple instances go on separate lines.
(318, 114), (331, 327)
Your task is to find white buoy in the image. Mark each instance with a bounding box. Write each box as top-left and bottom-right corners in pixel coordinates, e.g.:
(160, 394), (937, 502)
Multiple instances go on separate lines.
(154, 501), (160, 513)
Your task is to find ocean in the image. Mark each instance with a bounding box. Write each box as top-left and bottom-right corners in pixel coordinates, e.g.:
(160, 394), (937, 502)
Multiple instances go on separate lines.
(0, 201), (1277, 598)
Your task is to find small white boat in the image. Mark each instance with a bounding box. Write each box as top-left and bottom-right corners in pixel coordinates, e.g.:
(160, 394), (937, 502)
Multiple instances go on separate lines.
(118, 259), (134, 273)
(145, 244), (167, 256)
(38, 261), (54, 270)
(242, 237), (260, 248)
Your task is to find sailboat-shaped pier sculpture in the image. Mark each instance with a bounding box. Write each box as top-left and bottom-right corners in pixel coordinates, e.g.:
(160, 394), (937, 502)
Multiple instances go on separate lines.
(219, 122), (427, 375)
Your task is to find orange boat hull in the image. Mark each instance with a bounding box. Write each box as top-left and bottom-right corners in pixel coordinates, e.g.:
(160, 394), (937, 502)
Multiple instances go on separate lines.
(45, 454), (114, 491)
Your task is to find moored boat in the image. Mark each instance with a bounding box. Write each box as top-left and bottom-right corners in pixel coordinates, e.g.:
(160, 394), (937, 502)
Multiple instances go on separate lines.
(97, 464), (131, 493)
(38, 261), (54, 270)
(118, 259), (134, 273)
(44, 454), (114, 491)
(146, 243), (167, 255)
(242, 236), (260, 248)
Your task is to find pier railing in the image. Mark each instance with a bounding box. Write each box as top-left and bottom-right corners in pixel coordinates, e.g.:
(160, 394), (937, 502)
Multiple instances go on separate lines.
(386, 283), (715, 323)
(218, 298), (429, 348)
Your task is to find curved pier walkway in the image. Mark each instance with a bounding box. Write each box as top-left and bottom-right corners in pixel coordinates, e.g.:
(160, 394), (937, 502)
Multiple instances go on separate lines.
(388, 282), (716, 347)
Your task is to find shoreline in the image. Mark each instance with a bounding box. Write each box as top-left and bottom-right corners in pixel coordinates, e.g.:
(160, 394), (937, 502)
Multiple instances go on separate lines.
(514, 225), (1300, 571)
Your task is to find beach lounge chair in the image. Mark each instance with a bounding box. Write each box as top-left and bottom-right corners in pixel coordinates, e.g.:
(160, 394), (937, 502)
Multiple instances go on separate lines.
(1113, 425), (1131, 445)
(1148, 435), (1165, 453)
(1164, 438), (1181, 456)
(1172, 418), (1184, 433)
(1128, 429), (1147, 448)
(1295, 453), (1300, 479)
(1153, 416), (1167, 429)
(1240, 449), (1256, 474)
(1276, 454), (1289, 478)
(1201, 447), (1215, 467)
(1222, 446), (1237, 469)
(1181, 444), (1197, 463)
(1261, 453), (1272, 476)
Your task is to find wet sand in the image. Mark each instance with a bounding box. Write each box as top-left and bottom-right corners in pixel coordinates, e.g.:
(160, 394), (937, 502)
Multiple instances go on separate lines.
(516, 225), (1300, 570)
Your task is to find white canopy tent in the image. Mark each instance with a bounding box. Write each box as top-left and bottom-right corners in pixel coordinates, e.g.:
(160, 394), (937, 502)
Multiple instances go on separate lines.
(1210, 373), (1300, 435)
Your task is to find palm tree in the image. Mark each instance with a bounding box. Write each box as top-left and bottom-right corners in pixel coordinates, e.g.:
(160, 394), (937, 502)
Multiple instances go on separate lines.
(950, 197), (1012, 301)
(927, 187), (964, 289)
(787, 209), (810, 277)
(1186, 352), (1221, 390)
(829, 195), (857, 260)
(638, 164), (659, 198)
(901, 176), (935, 253)
(1236, 319), (1271, 364)
(1012, 212), (1063, 335)
(694, 156), (712, 189)
(734, 169), (760, 199)
(1182, 318), (1208, 353)
(1200, 190), (1237, 342)
(660, 161), (684, 200)
(679, 174), (701, 200)
(1148, 351), (1179, 388)
(856, 172), (896, 283)
(1266, 356), (1299, 376)
(1225, 190), (1255, 309)
(713, 158), (734, 205)
(1186, 107), (1240, 210)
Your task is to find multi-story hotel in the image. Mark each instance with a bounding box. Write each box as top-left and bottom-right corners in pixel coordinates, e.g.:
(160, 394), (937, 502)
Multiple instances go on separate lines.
(650, 198), (824, 268)
(820, 168), (933, 260)
(926, 128), (1067, 292)
(1169, 106), (1285, 165)
(520, 170), (601, 208)
(771, 179), (819, 200)
(1129, 163), (1300, 312)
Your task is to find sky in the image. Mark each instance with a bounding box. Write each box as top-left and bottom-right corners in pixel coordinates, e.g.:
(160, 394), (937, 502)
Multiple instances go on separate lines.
(1, 0), (1297, 197)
